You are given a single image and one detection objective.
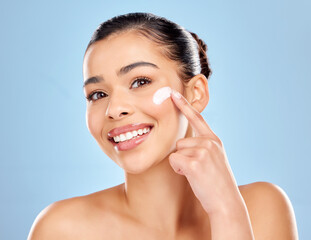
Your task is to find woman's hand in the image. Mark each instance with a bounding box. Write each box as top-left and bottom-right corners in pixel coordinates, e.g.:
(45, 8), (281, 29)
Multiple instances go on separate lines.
(169, 89), (255, 239)
(169, 89), (241, 213)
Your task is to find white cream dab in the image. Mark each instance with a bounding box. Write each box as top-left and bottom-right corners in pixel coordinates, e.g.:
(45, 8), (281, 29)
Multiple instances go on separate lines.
(153, 86), (172, 105)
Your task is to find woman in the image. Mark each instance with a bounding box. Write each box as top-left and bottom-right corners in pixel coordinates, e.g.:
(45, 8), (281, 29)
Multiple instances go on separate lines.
(28, 13), (298, 239)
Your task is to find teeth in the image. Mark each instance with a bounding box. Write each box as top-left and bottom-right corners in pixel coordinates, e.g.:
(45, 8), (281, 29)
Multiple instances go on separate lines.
(115, 135), (120, 142)
(125, 132), (133, 139)
(119, 134), (127, 142)
(112, 127), (151, 143)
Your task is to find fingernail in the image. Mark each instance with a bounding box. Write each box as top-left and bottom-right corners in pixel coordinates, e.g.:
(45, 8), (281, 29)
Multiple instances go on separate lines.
(172, 90), (181, 99)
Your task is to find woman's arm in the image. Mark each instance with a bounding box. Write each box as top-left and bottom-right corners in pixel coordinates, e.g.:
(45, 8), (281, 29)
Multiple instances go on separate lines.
(207, 181), (299, 240)
(168, 89), (298, 239)
(207, 193), (254, 239)
(169, 89), (255, 239)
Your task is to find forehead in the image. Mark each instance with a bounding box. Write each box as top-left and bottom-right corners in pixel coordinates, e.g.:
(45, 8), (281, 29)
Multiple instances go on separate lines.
(83, 31), (178, 79)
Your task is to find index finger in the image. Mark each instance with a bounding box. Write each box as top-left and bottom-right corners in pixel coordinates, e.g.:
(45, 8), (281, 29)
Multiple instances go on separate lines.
(170, 89), (216, 138)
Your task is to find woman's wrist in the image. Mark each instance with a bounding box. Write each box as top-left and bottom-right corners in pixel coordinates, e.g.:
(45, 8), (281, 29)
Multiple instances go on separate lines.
(207, 195), (255, 240)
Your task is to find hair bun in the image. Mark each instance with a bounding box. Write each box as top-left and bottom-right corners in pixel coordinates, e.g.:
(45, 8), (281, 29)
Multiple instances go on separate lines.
(189, 32), (212, 80)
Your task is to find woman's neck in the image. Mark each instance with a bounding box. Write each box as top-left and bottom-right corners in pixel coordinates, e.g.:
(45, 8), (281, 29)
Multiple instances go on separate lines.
(122, 153), (208, 234)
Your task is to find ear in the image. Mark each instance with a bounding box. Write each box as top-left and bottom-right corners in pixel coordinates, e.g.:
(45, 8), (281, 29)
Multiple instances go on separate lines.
(184, 74), (209, 113)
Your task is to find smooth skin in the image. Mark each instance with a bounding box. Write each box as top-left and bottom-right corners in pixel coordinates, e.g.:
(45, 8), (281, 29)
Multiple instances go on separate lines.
(28, 30), (298, 240)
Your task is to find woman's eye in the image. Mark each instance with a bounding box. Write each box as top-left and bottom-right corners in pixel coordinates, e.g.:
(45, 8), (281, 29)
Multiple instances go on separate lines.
(131, 77), (152, 89)
(86, 77), (151, 102)
(87, 91), (107, 102)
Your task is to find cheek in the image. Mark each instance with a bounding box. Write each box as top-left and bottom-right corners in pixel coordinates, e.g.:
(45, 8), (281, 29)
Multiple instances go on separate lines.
(86, 107), (103, 139)
(144, 86), (183, 135)
(141, 86), (174, 119)
(152, 86), (172, 105)
(151, 86), (189, 138)
(149, 99), (175, 121)
(142, 88), (188, 158)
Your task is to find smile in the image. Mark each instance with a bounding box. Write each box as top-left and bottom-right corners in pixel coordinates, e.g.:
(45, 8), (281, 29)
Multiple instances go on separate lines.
(112, 127), (151, 143)
(107, 123), (154, 151)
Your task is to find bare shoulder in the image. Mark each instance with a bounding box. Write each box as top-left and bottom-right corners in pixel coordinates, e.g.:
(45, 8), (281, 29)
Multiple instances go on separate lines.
(27, 196), (87, 240)
(28, 183), (125, 240)
(238, 181), (299, 240)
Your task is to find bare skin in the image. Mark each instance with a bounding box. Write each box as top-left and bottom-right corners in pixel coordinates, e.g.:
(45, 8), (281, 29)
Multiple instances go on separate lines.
(28, 182), (298, 239)
(28, 31), (298, 240)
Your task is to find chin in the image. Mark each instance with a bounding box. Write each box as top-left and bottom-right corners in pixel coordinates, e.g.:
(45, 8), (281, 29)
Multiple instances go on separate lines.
(117, 158), (157, 175)
(111, 144), (174, 175)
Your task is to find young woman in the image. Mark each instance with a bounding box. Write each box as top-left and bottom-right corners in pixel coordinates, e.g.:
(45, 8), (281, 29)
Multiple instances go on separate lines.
(28, 13), (298, 239)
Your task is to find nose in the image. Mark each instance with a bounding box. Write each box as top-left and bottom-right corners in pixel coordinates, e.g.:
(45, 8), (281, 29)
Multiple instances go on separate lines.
(105, 91), (133, 120)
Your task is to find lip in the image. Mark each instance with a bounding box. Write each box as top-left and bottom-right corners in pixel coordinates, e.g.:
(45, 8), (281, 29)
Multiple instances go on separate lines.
(109, 128), (153, 151)
(107, 123), (154, 140)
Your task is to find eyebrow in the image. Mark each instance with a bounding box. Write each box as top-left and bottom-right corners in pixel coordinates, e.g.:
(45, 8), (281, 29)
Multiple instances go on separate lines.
(82, 76), (104, 88)
(118, 61), (158, 76)
(83, 61), (159, 88)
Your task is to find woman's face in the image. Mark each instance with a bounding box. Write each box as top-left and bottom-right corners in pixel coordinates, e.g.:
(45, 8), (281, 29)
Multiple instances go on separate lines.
(83, 31), (189, 174)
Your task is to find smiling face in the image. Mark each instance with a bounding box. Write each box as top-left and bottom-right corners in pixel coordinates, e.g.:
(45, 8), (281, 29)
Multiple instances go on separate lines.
(83, 30), (190, 174)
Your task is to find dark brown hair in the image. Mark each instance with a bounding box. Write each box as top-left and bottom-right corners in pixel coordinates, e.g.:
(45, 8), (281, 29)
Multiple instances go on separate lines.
(85, 12), (212, 83)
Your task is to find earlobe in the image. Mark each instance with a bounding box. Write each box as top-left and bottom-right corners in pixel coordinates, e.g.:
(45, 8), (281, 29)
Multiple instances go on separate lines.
(186, 74), (209, 113)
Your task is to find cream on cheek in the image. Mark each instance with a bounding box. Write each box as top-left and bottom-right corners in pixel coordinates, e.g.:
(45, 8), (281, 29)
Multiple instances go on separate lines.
(151, 86), (188, 154)
(151, 86), (180, 137)
(152, 86), (172, 105)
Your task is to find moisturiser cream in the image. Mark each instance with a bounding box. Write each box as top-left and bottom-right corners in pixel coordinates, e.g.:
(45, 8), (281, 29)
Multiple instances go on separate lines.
(153, 86), (172, 105)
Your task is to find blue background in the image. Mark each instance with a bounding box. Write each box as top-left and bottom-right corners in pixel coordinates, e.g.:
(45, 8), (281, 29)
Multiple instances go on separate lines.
(0, 0), (310, 239)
